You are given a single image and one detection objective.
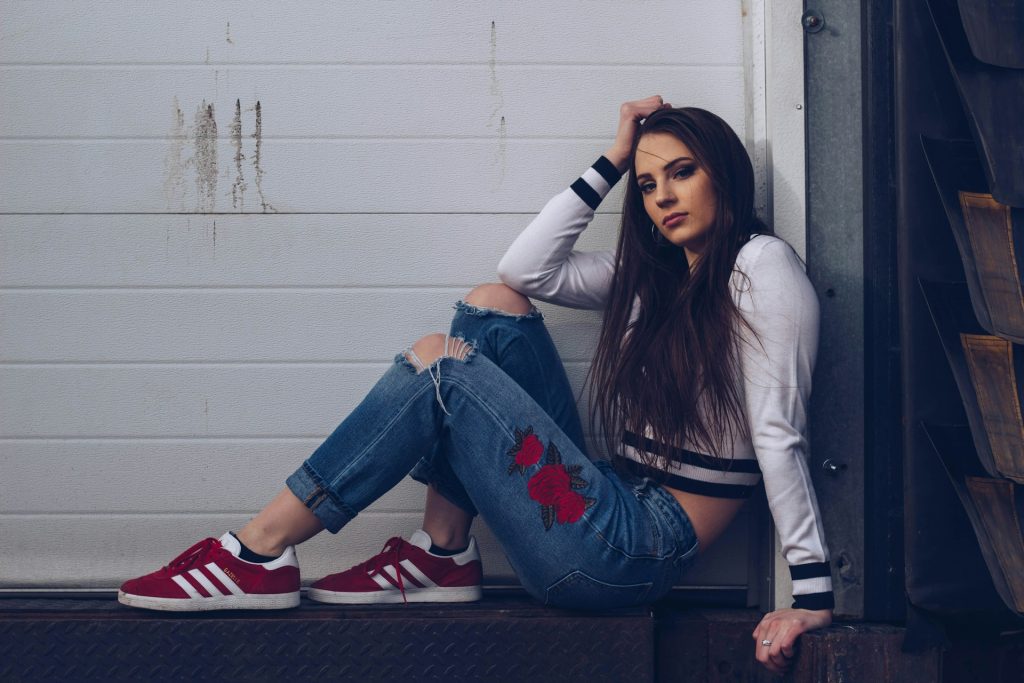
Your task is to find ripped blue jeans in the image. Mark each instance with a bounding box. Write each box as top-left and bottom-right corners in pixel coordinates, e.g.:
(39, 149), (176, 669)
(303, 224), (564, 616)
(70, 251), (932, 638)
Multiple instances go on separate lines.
(285, 301), (699, 609)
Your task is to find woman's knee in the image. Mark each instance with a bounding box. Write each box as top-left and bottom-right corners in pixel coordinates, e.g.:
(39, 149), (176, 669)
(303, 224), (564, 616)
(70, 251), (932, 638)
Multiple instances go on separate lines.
(464, 283), (533, 315)
(404, 333), (474, 372)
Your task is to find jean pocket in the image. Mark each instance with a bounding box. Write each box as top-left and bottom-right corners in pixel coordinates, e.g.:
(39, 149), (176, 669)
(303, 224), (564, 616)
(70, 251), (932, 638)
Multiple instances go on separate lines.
(543, 570), (653, 610)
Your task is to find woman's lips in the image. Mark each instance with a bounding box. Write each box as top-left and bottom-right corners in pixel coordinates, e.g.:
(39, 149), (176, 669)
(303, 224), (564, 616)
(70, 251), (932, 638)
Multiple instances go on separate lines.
(663, 212), (688, 228)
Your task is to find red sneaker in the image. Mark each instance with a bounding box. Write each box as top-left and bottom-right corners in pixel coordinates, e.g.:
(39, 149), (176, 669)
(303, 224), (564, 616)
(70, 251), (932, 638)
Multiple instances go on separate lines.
(308, 530), (483, 604)
(118, 532), (300, 611)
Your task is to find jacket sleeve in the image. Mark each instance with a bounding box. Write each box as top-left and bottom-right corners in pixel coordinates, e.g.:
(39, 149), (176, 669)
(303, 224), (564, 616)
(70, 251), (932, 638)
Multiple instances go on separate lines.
(735, 237), (834, 610)
(497, 156), (621, 310)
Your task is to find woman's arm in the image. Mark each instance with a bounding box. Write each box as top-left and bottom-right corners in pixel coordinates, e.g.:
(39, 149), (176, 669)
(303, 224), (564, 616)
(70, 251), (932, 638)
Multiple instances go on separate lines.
(497, 97), (669, 310)
(734, 237), (833, 675)
(496, 159), (618, 310)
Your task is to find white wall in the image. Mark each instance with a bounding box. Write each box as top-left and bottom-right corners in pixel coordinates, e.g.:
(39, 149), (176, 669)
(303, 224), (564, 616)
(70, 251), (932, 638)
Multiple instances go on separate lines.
(0, 1), (767, 591)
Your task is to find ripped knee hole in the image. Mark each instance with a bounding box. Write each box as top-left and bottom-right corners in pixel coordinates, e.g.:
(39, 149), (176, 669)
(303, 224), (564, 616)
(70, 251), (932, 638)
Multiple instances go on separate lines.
(405, 334), (474, 373)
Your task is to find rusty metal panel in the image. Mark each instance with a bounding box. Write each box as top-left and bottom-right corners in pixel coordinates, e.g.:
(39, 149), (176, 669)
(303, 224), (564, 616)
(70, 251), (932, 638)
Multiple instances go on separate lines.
(922, 422), (1024, 616)
(959, 195), (1024, 341)
(789, 624), (941, 682)
(921, 136), (999, 334)
(654, 607), (948, 682)
(920, 135), (1024, 344)
(920, 279), (1016, 481)
(961, 335), (1024, 482)
(964, 477), (1024, 612)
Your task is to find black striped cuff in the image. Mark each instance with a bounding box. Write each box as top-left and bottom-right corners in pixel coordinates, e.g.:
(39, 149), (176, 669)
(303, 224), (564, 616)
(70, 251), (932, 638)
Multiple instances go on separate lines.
(592, 155), (623, 187)
(789, 561), (833, 610)
(792, 591), (835, 611)
(569, 157), (624, 210)
(789, 561), (831, 581)
(570, 178), (601, 210)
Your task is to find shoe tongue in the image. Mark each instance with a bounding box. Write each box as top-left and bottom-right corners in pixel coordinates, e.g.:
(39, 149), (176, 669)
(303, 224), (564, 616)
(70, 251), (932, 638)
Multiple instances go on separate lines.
(408, 530), (433, 552)
(218, 531), (241, 557)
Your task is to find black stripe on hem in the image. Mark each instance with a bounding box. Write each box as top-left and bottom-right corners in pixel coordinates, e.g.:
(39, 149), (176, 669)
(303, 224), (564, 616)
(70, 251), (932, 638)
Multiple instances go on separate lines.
(622, 431), (762, 474)
(570, 177), (601, 210)
(592, 156), (623, 187)
(620, 458), (755, 499)
(792, 591), (835, 611)
(789, 561), (832, 581)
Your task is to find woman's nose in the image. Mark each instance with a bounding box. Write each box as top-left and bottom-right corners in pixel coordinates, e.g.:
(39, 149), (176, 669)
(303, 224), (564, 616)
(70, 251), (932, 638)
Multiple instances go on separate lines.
(655, 186), (676, 208)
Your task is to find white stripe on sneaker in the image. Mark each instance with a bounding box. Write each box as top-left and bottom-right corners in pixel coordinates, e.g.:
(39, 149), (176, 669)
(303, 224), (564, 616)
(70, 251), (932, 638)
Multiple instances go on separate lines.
(369, 572), (396, 590)
(188, 568), (224, 597)
(382, 564), (402, 585)
(171, 574), (203, 599)
(382, 563), (423, 588)
(205, 563), (245, 596)
(399, 560), (437, 588)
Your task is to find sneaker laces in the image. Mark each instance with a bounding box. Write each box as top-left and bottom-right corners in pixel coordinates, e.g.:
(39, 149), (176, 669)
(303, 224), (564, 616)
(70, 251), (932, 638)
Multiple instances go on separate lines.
(157, 537), (220, 576)
(358, 536), (410, 604)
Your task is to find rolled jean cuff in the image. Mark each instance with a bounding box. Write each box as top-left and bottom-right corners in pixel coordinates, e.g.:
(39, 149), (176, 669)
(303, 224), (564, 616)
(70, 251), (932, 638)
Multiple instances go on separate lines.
(285, 461), (358, 534)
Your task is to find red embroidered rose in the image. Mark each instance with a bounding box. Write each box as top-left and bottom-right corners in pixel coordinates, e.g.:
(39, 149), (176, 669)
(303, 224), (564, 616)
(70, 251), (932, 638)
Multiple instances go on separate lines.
(554, 489), (588, 524)
(511, 434), (596, 529)
(528, 464), (570, 506)
(515, 433), (543, 467)
(507, 427), (545, 475)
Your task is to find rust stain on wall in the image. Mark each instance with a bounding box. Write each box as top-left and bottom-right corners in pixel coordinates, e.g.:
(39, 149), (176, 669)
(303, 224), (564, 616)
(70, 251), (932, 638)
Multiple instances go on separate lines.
(488, 21), (507, 184)
(163, 97), (187, 211)
(230, 98), (247, 211)
(252, 101), (276, 212)
(193, 101), (218, 212)
(164, 97), (272, 213)
(488, 21), (505, 125)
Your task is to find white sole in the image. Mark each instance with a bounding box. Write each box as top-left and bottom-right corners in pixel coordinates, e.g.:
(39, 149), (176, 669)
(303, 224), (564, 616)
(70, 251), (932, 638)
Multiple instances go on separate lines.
(307, 585), (482, 604)
(117, 589), (300, 612)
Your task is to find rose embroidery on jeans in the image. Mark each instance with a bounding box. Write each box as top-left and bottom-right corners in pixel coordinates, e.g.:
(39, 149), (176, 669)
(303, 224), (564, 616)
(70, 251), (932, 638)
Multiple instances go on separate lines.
(525, 442), (595, 530)
(527, 462), (571, 505)
(507, 426), (544, 474)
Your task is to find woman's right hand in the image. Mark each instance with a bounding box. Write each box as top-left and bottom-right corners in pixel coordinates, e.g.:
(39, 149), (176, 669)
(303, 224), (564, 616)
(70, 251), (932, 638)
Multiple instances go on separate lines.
(604, 95), (672, 172)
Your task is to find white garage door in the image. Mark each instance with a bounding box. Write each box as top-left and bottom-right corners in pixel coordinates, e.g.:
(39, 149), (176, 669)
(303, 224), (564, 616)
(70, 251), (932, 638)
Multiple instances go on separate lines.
(0, 1), (799, 595)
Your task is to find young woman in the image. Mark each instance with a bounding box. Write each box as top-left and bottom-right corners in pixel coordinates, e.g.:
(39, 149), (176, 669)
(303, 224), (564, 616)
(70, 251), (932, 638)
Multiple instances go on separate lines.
(119, 96), (832, 675)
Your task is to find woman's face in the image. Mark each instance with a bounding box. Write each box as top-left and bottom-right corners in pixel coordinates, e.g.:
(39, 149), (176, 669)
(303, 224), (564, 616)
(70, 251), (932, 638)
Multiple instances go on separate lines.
(634, 132), (717, 265)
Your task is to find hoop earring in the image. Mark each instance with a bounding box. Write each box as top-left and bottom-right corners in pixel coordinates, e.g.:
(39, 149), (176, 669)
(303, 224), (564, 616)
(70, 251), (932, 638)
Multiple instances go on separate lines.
(650, 223), (664, 244)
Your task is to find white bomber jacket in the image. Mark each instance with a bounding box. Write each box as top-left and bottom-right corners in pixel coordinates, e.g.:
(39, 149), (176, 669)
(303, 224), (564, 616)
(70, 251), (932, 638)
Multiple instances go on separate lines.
(497, 156), (834, 610)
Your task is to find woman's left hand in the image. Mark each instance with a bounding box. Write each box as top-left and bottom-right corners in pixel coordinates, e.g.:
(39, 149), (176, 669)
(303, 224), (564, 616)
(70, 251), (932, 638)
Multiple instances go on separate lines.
(752, 607), (832, 676)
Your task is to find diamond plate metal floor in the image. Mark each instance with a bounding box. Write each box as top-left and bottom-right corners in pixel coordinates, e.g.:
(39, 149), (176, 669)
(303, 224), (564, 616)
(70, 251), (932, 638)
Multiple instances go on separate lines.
(3, 594), (1022, 682)
(1, 593), (654, 682)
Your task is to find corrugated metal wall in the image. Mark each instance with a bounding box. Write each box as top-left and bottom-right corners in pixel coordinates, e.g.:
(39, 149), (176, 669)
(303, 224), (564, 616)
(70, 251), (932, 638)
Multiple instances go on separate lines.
(0, 1), (761, 590)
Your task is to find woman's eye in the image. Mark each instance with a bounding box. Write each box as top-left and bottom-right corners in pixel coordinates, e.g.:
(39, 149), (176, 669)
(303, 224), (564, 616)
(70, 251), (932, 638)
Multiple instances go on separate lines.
(639, 182), (655, 194)
(674, 166), (695, 179)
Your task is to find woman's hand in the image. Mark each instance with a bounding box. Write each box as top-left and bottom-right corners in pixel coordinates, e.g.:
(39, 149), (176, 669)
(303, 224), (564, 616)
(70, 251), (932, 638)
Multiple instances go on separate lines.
(603, 95), (672, 172)
(752, 607), (832, 676)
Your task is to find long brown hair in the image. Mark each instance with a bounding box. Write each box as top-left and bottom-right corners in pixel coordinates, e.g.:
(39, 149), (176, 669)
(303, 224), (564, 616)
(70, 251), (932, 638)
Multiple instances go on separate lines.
(589, 107), (771, 467)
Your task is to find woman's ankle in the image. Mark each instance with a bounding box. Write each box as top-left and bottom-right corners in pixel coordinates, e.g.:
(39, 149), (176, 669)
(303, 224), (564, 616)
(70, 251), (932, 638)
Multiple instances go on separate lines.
(421, 525), (470, 551)
(235, 527), (287, 558)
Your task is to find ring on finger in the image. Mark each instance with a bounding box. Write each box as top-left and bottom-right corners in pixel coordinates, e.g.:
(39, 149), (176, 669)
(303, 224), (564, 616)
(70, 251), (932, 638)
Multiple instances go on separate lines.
(761, 639), (773, 646)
